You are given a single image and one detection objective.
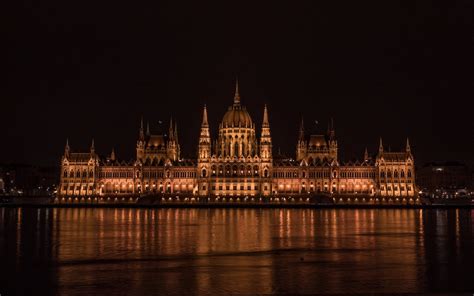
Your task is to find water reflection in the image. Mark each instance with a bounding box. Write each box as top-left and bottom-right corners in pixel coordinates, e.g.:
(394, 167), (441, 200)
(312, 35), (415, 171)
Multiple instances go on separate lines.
(0, 208), (472, 295)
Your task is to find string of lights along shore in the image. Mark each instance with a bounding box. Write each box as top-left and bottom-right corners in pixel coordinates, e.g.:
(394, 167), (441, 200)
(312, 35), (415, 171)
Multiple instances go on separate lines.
(58, 80), (416, 204)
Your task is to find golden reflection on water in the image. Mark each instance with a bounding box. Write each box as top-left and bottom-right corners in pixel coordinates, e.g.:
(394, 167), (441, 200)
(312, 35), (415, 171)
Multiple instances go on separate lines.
(50, 208), (420, 294)
(1, 208), (473, 295)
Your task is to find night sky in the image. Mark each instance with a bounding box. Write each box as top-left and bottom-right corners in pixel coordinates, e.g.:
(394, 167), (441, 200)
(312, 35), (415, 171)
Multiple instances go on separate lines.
(4, 0), (474, 166)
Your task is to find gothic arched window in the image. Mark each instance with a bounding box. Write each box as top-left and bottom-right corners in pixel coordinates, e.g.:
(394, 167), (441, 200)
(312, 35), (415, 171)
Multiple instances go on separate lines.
(407, 170), (412, 178)
(254, 165), (259, 176)
(202, 169), (207, 178)
(211, 166), (216, 176)
(218, 165), (223, 176)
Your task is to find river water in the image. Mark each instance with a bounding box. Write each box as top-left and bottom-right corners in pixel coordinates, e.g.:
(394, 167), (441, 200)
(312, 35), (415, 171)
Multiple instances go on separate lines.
(0, 207), (473, 295)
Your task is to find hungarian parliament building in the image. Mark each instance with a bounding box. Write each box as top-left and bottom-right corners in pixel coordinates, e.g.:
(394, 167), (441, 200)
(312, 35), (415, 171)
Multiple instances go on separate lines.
(59, 82), (416, 199)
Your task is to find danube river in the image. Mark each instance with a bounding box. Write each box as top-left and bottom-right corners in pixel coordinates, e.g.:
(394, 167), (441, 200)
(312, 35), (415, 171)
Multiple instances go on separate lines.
(0, 208), (473, 295)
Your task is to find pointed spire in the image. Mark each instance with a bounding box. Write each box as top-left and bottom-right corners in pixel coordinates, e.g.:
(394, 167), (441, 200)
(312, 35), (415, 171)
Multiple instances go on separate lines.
(201, 104), (209, 127)
(263, 104), (269, 126)
(64, 138), (70, 156)
(406, 138), (411, 153)
(199, 104), (210, 146)
(364, 147), (369, 161)
(146, 122), (150, 136)
(379, 137), (384, 154)
(261, 104), (271, 142)
(299, 117), (305, 141)
(328, 117), (335, 140)
(139, 117), (145, 140)
(90, 138), (95, 154)
(233, 78), (240, 105)
(110, 148), (116, 161)
(169, 117), (174, 140)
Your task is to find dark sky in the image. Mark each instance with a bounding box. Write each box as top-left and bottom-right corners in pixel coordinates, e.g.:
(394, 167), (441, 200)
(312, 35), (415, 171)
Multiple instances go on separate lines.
(4, 0), (474, 166)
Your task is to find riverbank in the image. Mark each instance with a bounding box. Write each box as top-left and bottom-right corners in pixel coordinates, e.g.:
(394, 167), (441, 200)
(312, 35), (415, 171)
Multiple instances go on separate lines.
(1, 195), (473, 209)
(1, 197), (473, 209)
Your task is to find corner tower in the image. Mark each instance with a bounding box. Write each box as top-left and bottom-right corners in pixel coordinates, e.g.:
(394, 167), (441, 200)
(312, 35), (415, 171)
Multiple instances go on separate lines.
(198, 105), (211, 160)
(259, 104), (273, 195)
(260, 104), (272, 160)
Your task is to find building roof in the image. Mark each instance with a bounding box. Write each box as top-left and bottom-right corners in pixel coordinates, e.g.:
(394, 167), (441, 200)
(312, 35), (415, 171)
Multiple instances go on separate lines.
(146, 134), (166, 148)
(379, 152), (409, 162)
(100, 158), (135, 166)
(173, 159), (196, 166)
(308, 135), (328, 147)
(222, 105), (253, 128)
(340, 159), (375, 167)
(68, 153), (94, 162)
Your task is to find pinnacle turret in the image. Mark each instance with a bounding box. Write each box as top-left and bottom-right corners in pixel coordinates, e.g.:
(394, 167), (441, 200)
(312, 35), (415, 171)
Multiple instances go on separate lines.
(90, 138), (95, 154)
(169, 117), (174, 140)
(64, 138), (70, 157)
(139, 117), (145, 140)
(198, 105), (211, 160)
(201, 105), (209, 127)
(328, 117), (335, 140)
(299, 117), (305, 141)
(261, 104), (271, 139)
(233, 78), (240, 105)
(263, 104), (269, 127)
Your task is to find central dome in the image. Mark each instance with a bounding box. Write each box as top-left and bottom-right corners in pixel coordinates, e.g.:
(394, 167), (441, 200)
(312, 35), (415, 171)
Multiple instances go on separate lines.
(222, 105), (253, 127)
(221, 79), (253, 128)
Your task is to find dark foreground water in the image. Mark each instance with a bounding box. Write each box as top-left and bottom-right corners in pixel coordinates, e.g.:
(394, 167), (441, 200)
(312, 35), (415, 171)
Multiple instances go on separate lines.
(0, 208), (473, 295)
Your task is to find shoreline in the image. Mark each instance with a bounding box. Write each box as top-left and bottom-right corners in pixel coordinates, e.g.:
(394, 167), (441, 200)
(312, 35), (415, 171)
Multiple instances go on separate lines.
(1, 203), (472, 209)
(2, 195), (472, 209)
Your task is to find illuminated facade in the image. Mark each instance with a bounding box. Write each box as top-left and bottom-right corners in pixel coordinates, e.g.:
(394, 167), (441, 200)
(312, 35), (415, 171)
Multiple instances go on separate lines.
(59, 82), (416, 198)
